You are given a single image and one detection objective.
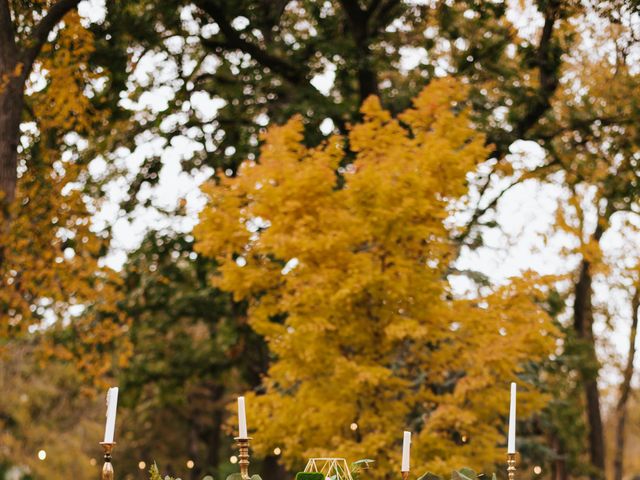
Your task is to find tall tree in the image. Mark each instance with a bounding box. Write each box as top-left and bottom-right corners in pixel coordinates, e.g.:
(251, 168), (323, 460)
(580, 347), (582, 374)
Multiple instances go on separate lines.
(533, 8), (640, 474)
(194, 79), (557, 477)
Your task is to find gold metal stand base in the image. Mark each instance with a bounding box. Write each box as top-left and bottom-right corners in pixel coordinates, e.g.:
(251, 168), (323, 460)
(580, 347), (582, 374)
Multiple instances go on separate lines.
(507, 452), (516, 480)
(235, 437), (252, 480)
(100, 442), (115, 480)
(402, 471), (409, 480)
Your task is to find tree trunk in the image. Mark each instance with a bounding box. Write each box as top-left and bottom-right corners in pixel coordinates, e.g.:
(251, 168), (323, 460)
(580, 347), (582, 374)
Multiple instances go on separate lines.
(550, 433), (567, 480)
(613, 285), (640, 480)
(573, 257), (606, 479)
(0, 80), (21, 211)
(356, 52), (378, 103)
(0, 13), (21, 212)
(260, 454), (288, 480)
(205, 384), (224, 474)
(188, 423), (203, 480)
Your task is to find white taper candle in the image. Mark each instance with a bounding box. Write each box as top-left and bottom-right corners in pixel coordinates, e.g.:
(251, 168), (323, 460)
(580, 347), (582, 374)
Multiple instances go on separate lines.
(401, 431), (411, 472)
(103, 387), (119, 443)
(238, 396), (248, 438)
(507, 382), (516, 454)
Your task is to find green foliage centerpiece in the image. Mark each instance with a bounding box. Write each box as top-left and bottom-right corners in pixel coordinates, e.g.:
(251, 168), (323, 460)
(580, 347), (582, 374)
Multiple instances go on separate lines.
(146, 393), (511, 480)
(417, 469), (496, 480)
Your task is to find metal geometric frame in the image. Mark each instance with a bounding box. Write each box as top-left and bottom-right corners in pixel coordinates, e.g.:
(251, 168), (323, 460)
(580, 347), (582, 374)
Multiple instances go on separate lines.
(304, 458), (354, 480)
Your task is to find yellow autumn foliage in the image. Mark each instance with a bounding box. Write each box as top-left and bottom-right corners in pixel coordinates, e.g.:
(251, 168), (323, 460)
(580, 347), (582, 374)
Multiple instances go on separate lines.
(195, 79), (556, 476)
(0, 12), (130, 385)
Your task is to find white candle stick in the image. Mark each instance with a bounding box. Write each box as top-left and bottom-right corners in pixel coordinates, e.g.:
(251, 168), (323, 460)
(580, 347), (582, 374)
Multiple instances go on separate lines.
(103, 387), (119, 443)
(507, 382), (516, 454)
(238, 396), (248, 439)
(401, 431), (411, 472)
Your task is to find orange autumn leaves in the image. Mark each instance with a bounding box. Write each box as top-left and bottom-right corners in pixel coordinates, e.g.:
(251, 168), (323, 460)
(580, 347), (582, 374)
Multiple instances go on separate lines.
(195, 79), (556, 476)
(0, 12), (129, 384)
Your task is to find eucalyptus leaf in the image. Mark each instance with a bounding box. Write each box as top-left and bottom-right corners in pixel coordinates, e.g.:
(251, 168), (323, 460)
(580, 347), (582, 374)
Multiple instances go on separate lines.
(451, 469), (476, 480)
(417, 473), (442, 480)
(149, 463), (175, 480)
(352, 459), (375, 466)
(226, 473), (244, 480)
(459, 468), (477, 478)
(295, 473), (325, 480)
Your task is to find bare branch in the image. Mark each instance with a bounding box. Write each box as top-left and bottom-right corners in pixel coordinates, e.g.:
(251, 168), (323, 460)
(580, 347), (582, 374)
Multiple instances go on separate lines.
(514, 1), (562, 138)
(455, 157), (562, 244)
(368, 0), (401, 34)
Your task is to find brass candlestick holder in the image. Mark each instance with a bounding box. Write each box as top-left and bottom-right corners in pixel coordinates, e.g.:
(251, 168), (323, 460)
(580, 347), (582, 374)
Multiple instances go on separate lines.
(100, 442), (115, 480)
(401, 472), (409, 480)
(507, 453), (516, 480)
(235, 437), (252, 480)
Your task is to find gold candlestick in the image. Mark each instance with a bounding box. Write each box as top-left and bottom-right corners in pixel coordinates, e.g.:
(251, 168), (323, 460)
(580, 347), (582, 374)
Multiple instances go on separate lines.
(100, 442), (115, 480)
(402, 472), (409, 480)
(235, 437), (252, 480)
(507, 452), (516, 480)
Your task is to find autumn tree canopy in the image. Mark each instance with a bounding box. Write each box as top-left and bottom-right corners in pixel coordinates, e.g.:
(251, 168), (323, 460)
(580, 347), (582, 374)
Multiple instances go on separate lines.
(195, 79), (556, 476)
(0, 3), (130, 382)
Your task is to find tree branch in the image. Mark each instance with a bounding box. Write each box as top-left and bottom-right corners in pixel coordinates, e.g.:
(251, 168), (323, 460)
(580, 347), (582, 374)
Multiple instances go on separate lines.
(337, 0), (390, 101)
(455, 157), (562, 245)
(194, 0), (308, 86)
(338, 0), (367, 39)
(455, 1), (563, 247)
(368, 0), (401, 34)
(19, 0), (81, 79)
(514, 1), (561, 138)
(535, 115), (633, 142)
(0, 0), (17, 70)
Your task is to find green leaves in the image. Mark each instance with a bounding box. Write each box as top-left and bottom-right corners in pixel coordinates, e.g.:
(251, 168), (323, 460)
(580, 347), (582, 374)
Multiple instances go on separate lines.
(451, 468), (477, 480)
(295, 473), (325, 480)
(149, 462), (175, 480)
(152, 464), (494, 480)
(417, 473), (443, 480)
(226, 473), (263, 480)
(151, 466), (261, 480)
(417, 468), (496, 480)
(352, 459), (376, 470)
